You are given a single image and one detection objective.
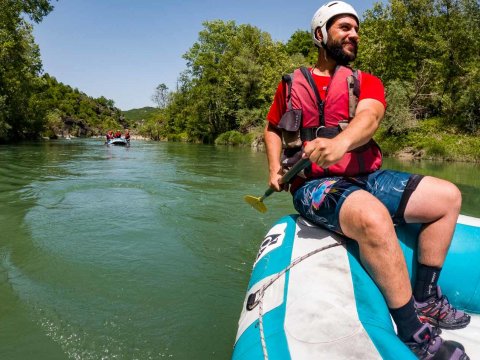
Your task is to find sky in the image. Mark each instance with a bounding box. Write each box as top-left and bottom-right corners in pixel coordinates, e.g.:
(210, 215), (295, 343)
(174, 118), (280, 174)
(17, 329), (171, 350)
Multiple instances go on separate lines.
(33, 0), (380, 111)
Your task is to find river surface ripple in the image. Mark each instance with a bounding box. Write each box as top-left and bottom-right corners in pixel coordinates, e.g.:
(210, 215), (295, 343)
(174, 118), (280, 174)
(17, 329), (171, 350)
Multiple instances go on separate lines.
(0, 139), (478, 359)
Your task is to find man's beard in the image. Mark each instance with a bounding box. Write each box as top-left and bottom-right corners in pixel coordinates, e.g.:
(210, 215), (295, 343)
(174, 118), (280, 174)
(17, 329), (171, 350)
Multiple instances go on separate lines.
(324, 38), (358, 65)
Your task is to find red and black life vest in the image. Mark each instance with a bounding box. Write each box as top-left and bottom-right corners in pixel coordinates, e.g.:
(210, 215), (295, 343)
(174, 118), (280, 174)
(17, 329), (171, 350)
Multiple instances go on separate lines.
(277, 66), (383, 190)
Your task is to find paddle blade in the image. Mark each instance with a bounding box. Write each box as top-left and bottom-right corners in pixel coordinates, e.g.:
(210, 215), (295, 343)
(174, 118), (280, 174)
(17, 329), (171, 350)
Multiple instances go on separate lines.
(244, 195), (267, 213)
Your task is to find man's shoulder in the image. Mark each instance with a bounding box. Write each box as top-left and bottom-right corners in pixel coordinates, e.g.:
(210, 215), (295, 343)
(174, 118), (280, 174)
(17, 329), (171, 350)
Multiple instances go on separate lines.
(357, 70), (383, 84)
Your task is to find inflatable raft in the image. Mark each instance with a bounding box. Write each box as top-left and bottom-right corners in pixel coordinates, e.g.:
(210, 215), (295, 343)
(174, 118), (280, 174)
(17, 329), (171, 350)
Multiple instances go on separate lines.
(233, 215), (480, 359)
(107, 138), (129, 146)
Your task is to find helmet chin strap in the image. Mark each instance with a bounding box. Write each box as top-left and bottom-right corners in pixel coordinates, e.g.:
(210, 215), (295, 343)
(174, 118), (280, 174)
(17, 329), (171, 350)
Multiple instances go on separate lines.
(315, 28), (328, 50)
(323, 47), (329, 62)
(316, 34), (330, 63)
(314, 28), (336, 65)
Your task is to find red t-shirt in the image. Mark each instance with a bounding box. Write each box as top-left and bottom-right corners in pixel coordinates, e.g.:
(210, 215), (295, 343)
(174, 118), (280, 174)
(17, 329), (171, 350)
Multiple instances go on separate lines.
(267, 69), (386, 126)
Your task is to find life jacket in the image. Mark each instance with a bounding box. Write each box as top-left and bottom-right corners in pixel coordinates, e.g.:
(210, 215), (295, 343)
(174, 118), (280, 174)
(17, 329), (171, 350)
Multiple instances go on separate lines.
(277, 66), (383, 191)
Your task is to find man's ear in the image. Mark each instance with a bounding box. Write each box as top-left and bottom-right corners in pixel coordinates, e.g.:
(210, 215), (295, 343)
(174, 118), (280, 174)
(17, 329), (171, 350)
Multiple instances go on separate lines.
(315, 28), (323, 43)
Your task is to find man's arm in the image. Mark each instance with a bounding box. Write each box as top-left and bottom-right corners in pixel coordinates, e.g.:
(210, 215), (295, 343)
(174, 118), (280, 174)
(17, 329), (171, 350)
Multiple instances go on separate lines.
(264, 122), (284, 191)
(303, 98), (385, 167)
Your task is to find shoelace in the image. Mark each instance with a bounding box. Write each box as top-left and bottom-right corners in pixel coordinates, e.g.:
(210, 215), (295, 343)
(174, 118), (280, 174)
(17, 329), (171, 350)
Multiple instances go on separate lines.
(426, 295), (457, 321)
(432, 295), (456, 321)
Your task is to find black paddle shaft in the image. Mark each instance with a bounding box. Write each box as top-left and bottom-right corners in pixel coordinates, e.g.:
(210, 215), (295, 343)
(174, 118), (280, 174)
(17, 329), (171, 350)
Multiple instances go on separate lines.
(262, 158), (310, 199)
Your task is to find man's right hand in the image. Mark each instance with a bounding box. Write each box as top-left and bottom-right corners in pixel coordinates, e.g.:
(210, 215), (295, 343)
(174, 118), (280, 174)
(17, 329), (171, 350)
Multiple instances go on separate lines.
(268, 169), (287, 192)
(264, 122), (286, 192)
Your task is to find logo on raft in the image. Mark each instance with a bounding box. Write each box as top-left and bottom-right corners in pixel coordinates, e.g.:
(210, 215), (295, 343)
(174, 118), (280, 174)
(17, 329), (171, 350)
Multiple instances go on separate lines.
(254, 223), (287, 265)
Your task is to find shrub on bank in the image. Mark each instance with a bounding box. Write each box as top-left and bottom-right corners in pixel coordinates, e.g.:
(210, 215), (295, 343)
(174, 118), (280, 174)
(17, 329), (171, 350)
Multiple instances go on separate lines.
(215, 131), (247, 145)
(166, 132), (189, 142)
(376, 118), (480, 161)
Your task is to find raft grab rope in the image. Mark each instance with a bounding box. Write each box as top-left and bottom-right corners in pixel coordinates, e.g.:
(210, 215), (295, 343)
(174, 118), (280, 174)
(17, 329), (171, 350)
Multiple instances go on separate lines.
(246, 239), (345, 360)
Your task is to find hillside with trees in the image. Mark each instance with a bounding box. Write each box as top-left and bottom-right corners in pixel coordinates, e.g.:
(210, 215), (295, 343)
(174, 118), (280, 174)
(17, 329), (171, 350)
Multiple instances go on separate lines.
(0, 0), (124, 142)
(122, 106), (163, 140)
(39, 74), (126, 138)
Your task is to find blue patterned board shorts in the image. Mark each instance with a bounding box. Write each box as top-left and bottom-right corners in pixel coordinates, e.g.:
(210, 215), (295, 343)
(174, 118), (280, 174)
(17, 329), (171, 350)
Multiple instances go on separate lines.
(292, 170), (422, 235)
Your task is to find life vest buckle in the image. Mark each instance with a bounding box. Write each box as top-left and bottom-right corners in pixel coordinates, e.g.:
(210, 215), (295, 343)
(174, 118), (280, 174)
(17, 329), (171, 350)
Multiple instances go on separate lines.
(315, 126), (326, 138)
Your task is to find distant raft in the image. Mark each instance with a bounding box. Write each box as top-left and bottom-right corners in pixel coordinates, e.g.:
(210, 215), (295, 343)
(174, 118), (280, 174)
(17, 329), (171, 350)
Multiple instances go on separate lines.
(106, 138), (129, 146)
(232, 214), (480, 360)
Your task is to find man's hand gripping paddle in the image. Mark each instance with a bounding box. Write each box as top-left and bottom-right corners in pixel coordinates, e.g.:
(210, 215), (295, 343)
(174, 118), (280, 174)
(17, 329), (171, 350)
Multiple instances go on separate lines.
(244, 158), (310, 213)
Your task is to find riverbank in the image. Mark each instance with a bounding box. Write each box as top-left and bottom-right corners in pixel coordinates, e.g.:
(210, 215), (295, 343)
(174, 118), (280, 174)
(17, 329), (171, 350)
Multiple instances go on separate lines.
(214, 119), (480, 163)
(375, 118), (480, 162)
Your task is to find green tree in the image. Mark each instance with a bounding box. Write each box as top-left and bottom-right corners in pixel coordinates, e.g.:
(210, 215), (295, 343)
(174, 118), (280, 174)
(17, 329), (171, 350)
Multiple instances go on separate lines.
(356, 0), (480, 132)
(285, 30), (317, 64)
(12, 0), (55, 23)
(174, 20), (305, 142)
(151, 83), (169, 109)
(0, 0), (56, 141)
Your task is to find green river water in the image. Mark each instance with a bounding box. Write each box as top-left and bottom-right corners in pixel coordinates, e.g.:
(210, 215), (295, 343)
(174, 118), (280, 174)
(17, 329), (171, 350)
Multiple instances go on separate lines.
(0, 139), (479, 359)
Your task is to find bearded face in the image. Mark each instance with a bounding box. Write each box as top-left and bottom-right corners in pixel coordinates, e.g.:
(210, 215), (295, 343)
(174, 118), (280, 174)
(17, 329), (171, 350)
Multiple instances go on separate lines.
(324, 36), (358, 65)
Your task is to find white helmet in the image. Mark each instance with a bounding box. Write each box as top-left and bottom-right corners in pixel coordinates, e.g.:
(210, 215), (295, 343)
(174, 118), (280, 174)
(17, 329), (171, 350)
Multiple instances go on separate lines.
(311, 1), (359, 47)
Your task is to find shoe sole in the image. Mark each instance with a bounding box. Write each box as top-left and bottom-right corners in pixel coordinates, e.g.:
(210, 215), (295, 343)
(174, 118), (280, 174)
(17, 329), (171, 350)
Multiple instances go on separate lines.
(418, 315), (471, 330)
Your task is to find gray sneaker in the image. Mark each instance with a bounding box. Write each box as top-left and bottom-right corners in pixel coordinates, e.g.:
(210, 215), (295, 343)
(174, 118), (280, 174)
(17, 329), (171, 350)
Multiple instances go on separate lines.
(415, 286), (471, 330)
(405, 323), (469, 359)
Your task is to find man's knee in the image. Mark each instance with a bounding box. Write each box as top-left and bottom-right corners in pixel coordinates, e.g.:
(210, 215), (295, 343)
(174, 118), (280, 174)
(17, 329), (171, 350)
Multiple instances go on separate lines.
(357, 211), (395, 246)
(444, 181), (462, 213)
(405, 177), (463, 222)
(420, 177), (462, 213)
(340, 192), (394, 245)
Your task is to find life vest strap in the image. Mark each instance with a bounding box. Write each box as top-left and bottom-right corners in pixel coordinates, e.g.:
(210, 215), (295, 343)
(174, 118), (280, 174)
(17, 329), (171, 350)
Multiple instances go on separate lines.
(300, 121), (349, 141)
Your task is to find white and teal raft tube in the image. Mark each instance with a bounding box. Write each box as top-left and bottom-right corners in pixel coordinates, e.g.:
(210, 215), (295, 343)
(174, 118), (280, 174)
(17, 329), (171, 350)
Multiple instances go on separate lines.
(232, 215), (480, 359)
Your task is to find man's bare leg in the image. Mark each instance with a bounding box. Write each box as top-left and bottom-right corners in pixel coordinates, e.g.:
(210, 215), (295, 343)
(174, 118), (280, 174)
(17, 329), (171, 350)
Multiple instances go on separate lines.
(404, 176), (462, 266)
(402, 176), (470, 331)
(339, 189), (411, 308)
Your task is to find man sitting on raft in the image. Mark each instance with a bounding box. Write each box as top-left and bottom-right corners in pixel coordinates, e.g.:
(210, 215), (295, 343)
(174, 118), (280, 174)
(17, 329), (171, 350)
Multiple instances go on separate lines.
(264, 2), (470, 359)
